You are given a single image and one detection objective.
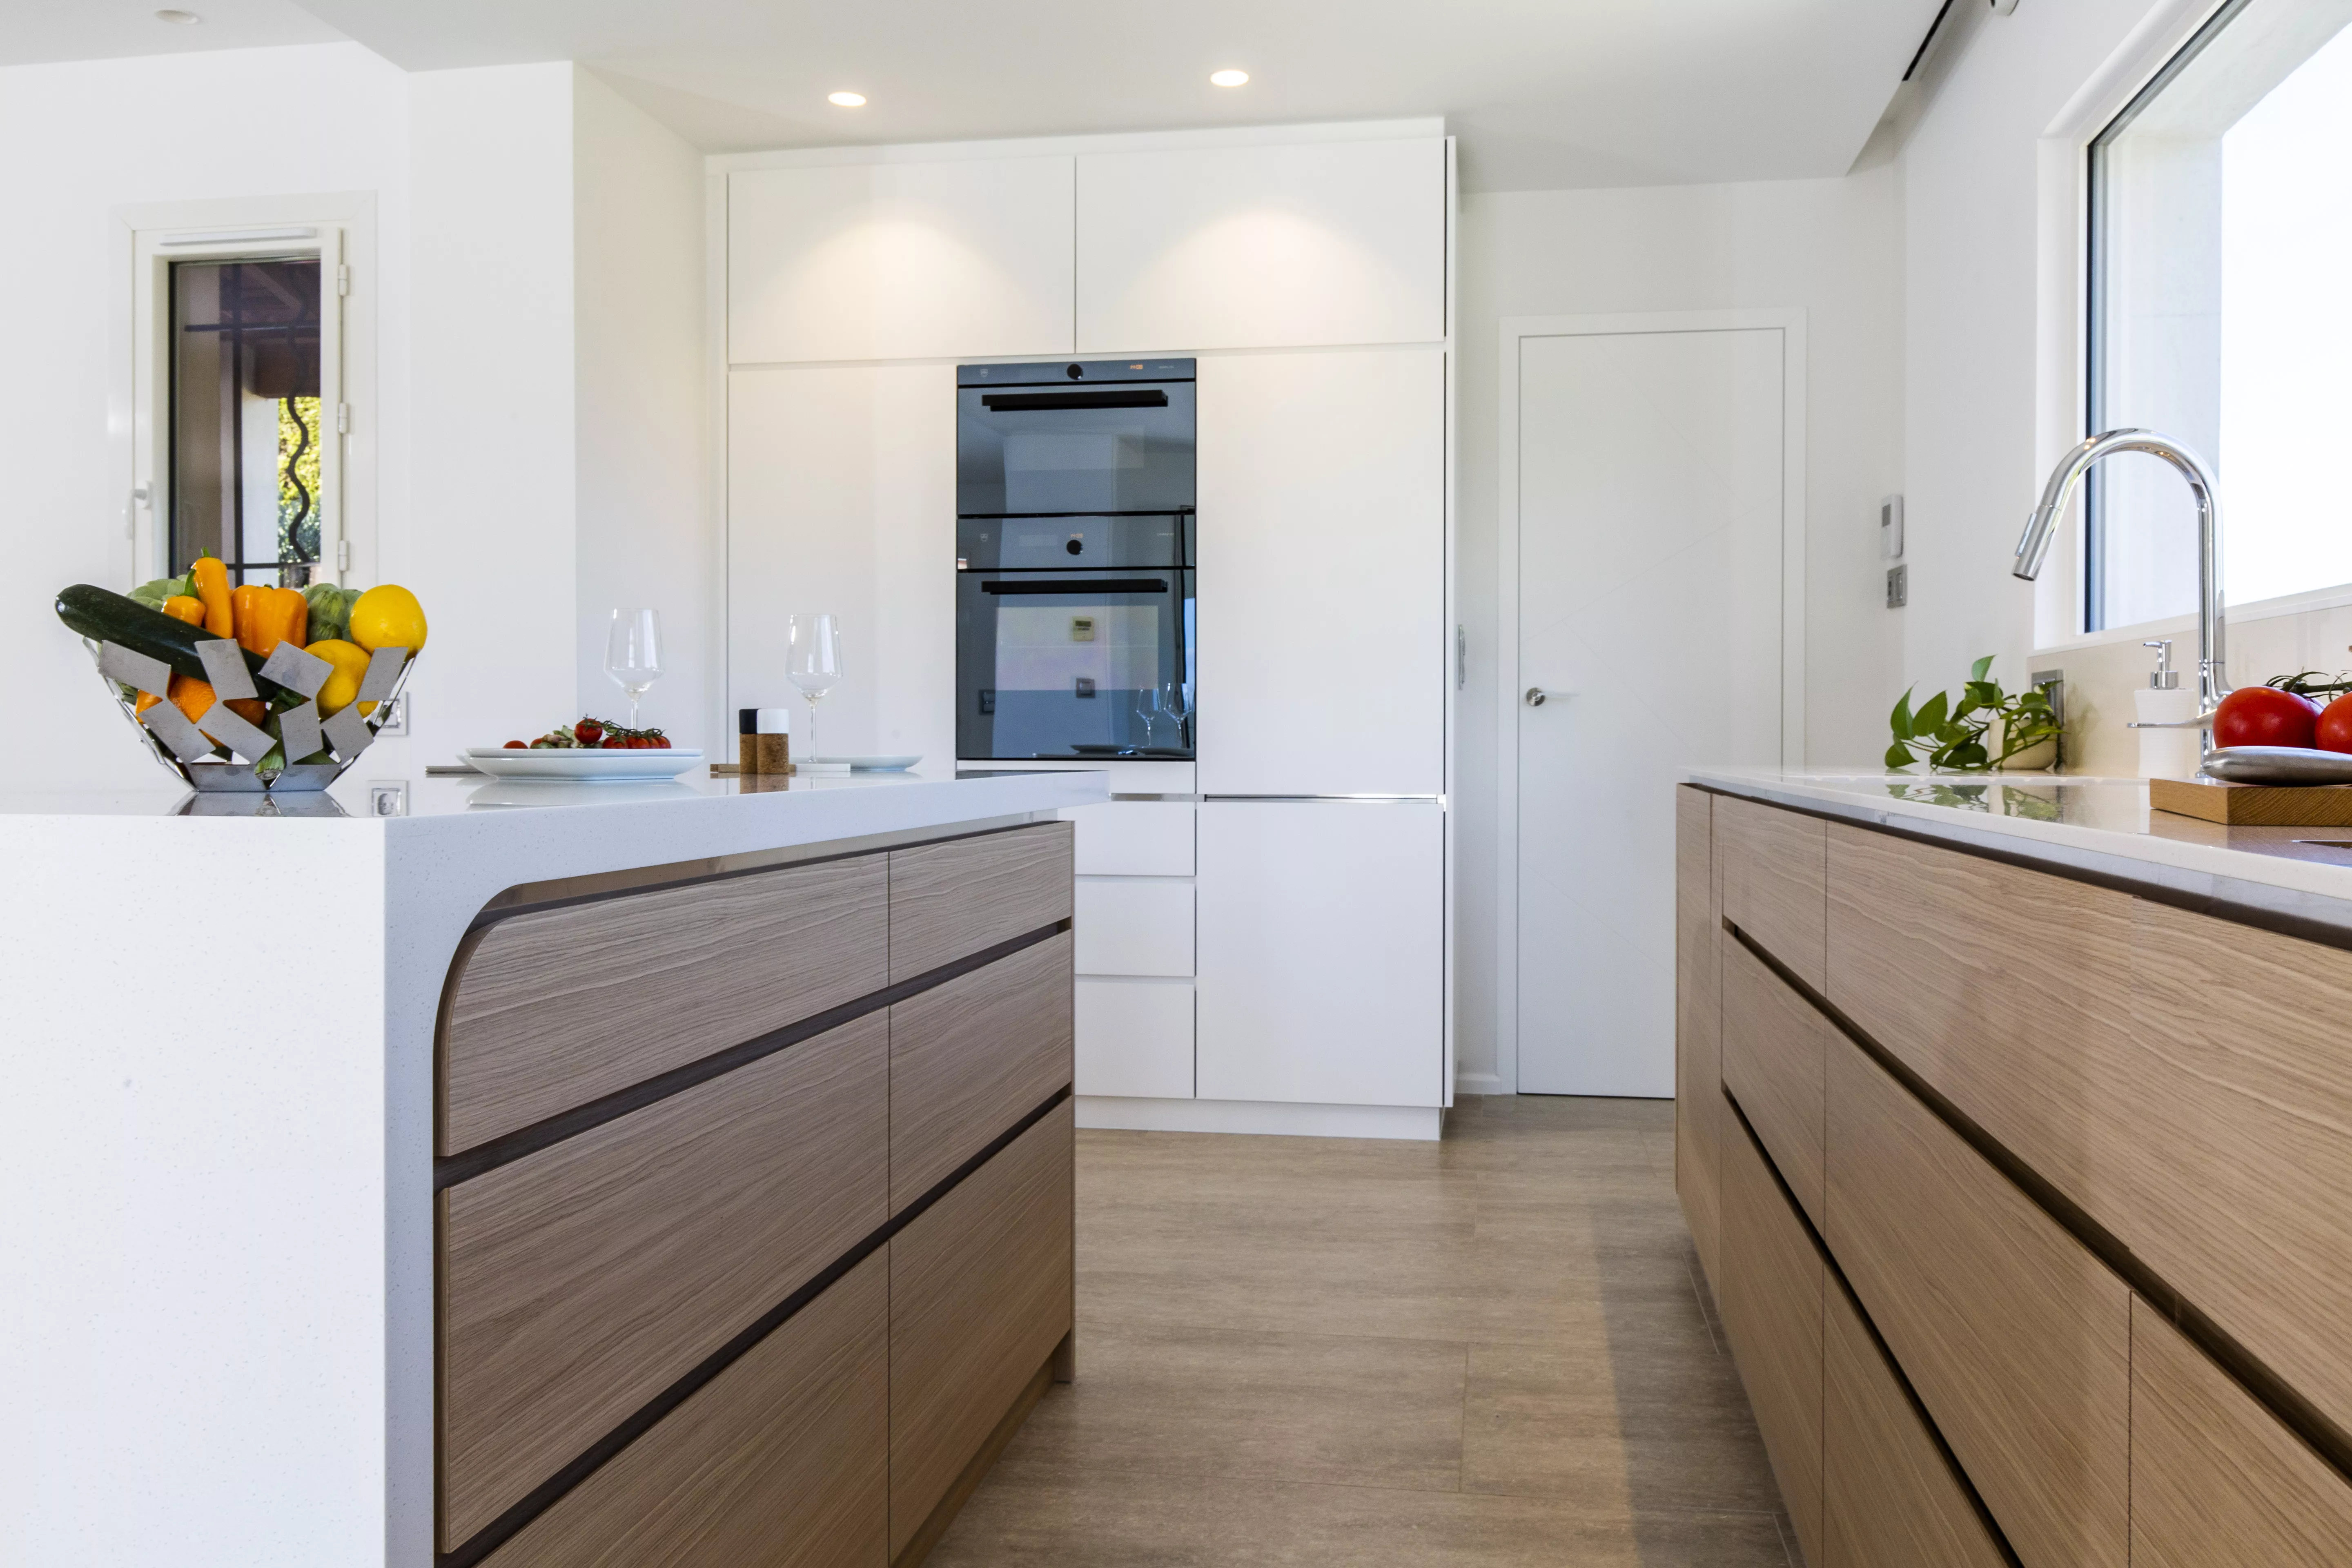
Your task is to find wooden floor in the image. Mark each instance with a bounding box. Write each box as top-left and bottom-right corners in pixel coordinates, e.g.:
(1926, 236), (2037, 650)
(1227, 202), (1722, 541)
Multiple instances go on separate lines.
(930, 1094), (1797, 1566)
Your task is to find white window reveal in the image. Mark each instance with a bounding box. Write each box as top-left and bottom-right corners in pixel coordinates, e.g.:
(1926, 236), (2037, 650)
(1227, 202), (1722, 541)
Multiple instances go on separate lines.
(2087, 0), (2352, 631)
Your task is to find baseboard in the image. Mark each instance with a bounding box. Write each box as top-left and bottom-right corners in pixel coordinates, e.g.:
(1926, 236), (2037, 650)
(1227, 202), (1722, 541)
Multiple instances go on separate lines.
(1453, 1072), (1509, 1096)
(1075, 1095), (1444, 1141)
(892, 1353), (1056, 1568)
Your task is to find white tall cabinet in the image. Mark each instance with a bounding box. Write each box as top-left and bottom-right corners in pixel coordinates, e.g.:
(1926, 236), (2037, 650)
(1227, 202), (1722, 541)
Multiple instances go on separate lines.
(717, 122), (1453, 1138)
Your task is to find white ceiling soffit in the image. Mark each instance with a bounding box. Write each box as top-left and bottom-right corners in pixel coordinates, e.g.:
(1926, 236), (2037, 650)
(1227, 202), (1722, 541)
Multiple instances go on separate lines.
(0, 0), (344, 67)
(292, 0), (1949, 192)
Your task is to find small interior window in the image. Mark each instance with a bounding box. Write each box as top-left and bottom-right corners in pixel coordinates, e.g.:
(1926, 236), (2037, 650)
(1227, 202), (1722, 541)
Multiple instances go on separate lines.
(2086, 0), (2352, 631)
(168, 256), (323, 587)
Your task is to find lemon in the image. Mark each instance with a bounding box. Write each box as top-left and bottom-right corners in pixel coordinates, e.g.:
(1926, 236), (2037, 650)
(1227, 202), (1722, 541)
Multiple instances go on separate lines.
(349, 584), (428, 656)
(308, 639), (375, 717)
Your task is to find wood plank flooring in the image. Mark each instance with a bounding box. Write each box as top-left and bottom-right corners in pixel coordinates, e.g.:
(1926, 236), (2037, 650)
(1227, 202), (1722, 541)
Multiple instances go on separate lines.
(931, 1094), (1798, 1566)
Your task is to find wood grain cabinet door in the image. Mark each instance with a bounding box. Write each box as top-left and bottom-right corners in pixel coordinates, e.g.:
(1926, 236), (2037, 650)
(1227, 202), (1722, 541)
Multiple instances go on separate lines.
(440, 854), (888, 1154)
(2120, 899), (2352, 1441)
(1824, 1275), (2009, 1568)
(1823, 822), (2132, 1214)
(2129, 1297), (2352, 1567)
(1719, 1102), (1825, 1564)
(890, 1102), (1076, 1559)
(440, 1016), (889, 1550)
(1675, 786), (1722, 1285)
(1720, 934), (1828, 1227)
(1824, 1030), (2129, 1568)
(888, 823), (1074, 982)
(1717, 795), (1827, 991)
(890, 931), (1074, 1214)
(480, 1252), (889, 1568)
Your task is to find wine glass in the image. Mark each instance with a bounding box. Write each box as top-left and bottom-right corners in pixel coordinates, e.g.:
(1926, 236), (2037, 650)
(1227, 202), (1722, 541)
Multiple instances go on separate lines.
(604, 608), (663, 728)
(1132, 687), (1165, 751)
(788, 613), (843, 761)
(1161, 679), (1193, 750)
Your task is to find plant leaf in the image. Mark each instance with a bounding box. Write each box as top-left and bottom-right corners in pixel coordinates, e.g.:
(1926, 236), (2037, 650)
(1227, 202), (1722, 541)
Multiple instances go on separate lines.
(1884, 740), (1915, 769)
(1914, 690), (1949, 733)
(1890, 687), (1916, 741)
(1970, 655), (1995, 683)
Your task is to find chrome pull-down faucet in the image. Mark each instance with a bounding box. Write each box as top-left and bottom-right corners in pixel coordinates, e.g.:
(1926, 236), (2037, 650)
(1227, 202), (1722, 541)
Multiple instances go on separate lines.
(2011, 428), (2229, 749)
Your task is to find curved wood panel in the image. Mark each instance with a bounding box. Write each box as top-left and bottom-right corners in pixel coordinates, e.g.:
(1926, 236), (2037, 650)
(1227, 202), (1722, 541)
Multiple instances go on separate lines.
(440, 855), (887, 1154)
(1675, 786), (1722, 1285)
(1722, 934), (1828, 1227)
(441, 1015), (888, 1549)
(890, 933), (1073, 1214)
(1718, 793), (1826, 992)
(1719, 1105), (1824, 1564)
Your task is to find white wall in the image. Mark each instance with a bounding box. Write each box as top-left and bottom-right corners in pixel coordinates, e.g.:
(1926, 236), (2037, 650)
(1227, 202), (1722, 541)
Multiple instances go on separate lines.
(1454, 172), (1905, 1093)
(0, 42), (410, 790)
(573, 69), (713, 746)
(403, 63), (580, 764)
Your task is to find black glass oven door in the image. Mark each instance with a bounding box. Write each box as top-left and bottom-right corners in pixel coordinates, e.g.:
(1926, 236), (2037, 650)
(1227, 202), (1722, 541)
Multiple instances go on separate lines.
(956, 381), (1197, 517)
(958, 570), (1195, 760)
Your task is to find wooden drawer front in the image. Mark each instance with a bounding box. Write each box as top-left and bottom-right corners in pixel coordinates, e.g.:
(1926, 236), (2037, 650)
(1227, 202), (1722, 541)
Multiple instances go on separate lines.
(482, 1250), (888, 1568)
(890, 932), (1074, 1213)
(890, 1101), (1075, 1559)
(1824, 1275), (2009, 1568)
(2121, 898), (2352, 1439)
(1824, 1032), (2129, 1568)
(1718, 794), (1826, 991)
(1719, 1103), (1824, 1563)
(1722, 934), (1827, 1227)
(889, 823), (1074, 982)
(1675, 786), (1722, 1285)
(1824, 822), (2132, 1209)
(441, 1016), (889, 1549)
(441, 855), (887, 1154)
(2130, 1297), (2352, 1567)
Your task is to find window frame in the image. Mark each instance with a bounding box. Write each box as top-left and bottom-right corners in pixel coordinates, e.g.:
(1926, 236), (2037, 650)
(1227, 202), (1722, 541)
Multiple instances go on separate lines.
(114, 194), (374, 592)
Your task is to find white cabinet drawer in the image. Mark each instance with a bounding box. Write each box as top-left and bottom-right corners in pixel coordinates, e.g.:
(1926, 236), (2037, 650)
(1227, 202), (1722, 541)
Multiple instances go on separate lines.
(1075, 978), (1195, 1099)
(1074, 879), (1194, 977)
(1062, 801), (1195, 876)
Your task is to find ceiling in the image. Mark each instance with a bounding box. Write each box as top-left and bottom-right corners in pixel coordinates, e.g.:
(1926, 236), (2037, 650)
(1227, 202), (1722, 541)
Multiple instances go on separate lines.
(6, 0), (1949, 192)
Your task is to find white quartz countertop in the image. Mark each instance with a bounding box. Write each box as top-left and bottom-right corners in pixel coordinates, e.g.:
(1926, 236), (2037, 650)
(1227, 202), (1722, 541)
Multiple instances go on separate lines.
(1693, 767), (2352, 935)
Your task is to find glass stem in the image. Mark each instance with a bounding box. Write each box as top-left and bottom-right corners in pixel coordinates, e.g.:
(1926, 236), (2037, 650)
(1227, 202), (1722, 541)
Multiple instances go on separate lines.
(806, 697), (819, 764)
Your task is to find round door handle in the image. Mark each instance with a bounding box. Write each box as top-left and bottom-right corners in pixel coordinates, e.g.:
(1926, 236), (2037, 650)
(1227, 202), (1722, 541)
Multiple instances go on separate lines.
(1526, 687), (1570, 708)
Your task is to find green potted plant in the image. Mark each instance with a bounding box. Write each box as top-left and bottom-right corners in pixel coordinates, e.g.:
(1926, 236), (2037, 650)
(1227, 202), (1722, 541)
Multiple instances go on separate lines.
(1886, 656), (2061, 772)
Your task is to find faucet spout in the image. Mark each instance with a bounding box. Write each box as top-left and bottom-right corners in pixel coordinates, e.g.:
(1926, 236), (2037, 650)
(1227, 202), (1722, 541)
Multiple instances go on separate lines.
(2012, 428), (2229, 737)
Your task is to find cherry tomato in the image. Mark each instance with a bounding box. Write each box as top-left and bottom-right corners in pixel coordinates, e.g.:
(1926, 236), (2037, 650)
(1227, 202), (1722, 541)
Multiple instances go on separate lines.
(2213, 685), (2321, 750)
(656, 737), (671, 748)
(2319, 695), (2352, 754)
(503, 739), (526, 749)
(575, 719), (604, 745)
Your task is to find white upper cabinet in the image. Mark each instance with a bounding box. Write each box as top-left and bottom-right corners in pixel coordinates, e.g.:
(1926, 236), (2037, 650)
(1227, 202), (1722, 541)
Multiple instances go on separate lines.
(1075, 138), (1446, 353)
(1195, 347), (1447, 797)
(728, 158), (1075, 364)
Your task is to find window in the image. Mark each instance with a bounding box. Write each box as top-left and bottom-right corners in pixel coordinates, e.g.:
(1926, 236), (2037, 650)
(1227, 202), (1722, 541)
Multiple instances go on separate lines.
(2087, 0), (2352, 631)
(169, 257), (324, 586)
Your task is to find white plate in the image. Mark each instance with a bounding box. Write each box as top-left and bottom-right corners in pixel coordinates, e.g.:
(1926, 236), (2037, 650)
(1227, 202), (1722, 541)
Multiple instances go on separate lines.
(806, 754), (922, 771)
(461, 746), (703, 782)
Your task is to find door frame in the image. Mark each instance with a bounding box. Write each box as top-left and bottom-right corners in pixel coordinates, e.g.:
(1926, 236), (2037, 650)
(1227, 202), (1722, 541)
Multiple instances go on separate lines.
(1492, 308), (1806, 1096)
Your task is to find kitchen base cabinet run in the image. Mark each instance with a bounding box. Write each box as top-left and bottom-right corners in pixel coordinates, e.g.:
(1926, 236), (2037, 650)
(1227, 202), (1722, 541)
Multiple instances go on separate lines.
(1682, 780), (2352, 1568)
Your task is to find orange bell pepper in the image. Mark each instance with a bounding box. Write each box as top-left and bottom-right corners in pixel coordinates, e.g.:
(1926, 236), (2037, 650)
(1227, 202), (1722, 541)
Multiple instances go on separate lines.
(167, 675), (216, 725)
(162, 596), (205, 626)
(231, 584), (309, 657)
(231, 584), (270, 654)
(189, 556), (233, 638)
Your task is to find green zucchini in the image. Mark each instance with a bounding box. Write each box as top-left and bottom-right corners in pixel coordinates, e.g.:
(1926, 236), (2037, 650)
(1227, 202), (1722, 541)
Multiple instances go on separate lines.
(54, 584), (299, 701)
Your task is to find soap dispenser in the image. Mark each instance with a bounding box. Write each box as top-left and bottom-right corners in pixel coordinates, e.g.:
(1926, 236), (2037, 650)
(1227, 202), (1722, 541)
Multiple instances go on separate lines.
(2134, 640), (2201, 779)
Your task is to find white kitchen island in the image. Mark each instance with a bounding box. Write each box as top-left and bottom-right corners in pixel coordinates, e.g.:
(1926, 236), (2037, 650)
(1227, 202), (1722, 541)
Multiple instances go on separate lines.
(0, 765), (1104, 1568)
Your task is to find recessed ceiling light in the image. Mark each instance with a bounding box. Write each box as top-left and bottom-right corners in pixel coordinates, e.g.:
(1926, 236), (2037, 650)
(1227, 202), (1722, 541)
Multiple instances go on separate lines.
(155, 8), (203, 21)
(1209, 69), (1249, 88)
(828, 91), (867, 108)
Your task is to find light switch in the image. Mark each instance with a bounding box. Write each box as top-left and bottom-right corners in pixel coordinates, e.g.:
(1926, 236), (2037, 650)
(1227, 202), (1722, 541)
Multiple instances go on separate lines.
(1880, 494), (1905, 560)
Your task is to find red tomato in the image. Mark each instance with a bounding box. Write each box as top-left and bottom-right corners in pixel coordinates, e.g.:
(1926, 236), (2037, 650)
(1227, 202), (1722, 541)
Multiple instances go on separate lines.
(655, 737), (670, 748)
(575, 719), (604, 745)
(2213, 686), (2321, 750)
(2319, 695), (2352, 754)
(503, 739), (526, 749)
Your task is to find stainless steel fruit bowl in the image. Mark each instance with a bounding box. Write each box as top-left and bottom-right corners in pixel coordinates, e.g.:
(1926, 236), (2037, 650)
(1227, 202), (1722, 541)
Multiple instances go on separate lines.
(88, 639), (415, 793)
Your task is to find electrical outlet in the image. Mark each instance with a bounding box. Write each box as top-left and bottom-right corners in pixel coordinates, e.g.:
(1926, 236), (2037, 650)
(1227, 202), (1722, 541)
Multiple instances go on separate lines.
(368, 780), (409, 817)
(375, 692), (409, 736)
(1886, 565), (1908, 608)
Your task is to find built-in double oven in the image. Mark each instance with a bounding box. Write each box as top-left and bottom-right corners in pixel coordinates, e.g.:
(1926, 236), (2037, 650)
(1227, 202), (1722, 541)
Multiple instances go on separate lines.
(956, 358), (1196, 762)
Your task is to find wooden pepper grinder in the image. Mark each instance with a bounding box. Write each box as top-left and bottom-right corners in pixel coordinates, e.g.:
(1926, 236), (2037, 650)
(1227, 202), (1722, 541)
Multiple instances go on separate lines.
(739, 706), (791, 774)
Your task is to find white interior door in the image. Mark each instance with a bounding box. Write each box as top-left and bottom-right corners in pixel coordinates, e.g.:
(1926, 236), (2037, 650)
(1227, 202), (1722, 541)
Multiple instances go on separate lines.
(1512, 325), (1789, 1097)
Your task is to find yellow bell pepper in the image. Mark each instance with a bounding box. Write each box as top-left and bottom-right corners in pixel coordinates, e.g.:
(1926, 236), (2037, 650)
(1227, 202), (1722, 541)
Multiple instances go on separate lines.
(189, 556), (233, 639)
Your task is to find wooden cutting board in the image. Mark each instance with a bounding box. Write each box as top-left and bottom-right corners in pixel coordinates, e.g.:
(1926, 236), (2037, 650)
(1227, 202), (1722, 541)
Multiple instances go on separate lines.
(2150, 775), (2352, 826)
